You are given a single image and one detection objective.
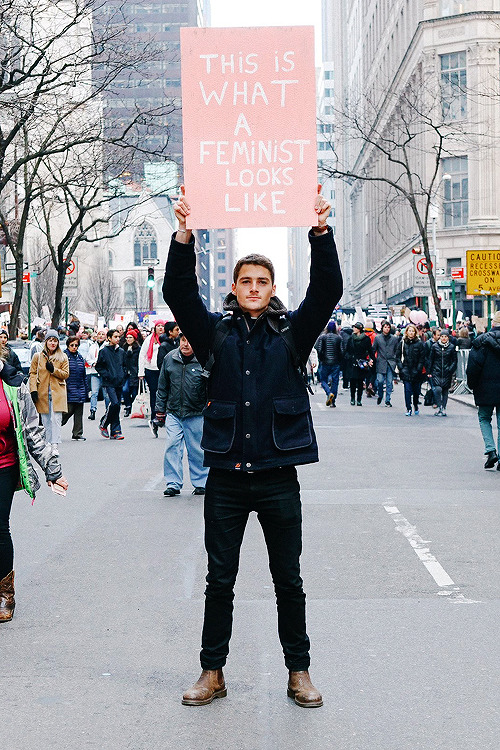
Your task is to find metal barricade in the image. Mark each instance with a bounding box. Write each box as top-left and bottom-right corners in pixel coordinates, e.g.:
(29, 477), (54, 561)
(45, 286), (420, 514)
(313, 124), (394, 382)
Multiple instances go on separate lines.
(452, 349), (472, 395)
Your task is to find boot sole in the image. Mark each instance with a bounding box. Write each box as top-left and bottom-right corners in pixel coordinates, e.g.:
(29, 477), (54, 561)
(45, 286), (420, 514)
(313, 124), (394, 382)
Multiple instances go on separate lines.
(0, 607), (14, 623)
(287, 688), (323, 707)
(182, 687), (227, 706)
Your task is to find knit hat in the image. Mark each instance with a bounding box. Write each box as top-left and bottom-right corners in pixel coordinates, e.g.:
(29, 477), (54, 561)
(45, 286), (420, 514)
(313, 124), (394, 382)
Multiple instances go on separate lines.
(125, 328), (138, 339)
(492, 311), (500, 327)
(439, 329), (450, 338)
(353, 322), (364, 331)
(326, 320), (337, 333)
(44, 328), (60, 342)
(0, 329), (8, 338)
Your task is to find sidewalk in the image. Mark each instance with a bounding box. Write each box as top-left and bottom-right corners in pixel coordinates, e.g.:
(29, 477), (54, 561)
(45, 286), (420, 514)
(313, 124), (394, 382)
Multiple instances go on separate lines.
(449, 388), (476, 409)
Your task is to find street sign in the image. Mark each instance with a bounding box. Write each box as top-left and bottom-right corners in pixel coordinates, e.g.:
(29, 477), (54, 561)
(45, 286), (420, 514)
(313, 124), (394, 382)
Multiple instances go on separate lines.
(413, 254), (436, 295)
(451, 267), (465, 280)
(466, 250), (500, 295)
(5, 262), (28, 271)
(142, 258), (160, 265)
(65, 257), (78, 288)
(22, 272), (30, 283)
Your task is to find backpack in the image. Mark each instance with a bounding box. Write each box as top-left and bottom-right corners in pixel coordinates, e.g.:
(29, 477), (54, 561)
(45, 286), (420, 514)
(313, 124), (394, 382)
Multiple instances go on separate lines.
(201, 313), (312, 393)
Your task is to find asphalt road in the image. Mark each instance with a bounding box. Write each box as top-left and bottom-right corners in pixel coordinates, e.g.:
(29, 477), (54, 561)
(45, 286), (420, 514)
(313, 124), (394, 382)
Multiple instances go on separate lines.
(5, 382), (500, 750)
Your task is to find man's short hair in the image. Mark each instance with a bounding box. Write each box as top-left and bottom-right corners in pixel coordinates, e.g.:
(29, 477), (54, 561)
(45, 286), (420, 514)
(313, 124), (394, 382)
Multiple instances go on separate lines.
(106, 329), (118, 339)
(233, 254), (275, 285)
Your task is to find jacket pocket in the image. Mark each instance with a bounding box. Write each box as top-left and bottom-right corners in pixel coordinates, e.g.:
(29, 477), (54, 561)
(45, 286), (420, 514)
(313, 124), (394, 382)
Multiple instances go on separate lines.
(272, 395), (313, 451)
(201, 400), (237, 453)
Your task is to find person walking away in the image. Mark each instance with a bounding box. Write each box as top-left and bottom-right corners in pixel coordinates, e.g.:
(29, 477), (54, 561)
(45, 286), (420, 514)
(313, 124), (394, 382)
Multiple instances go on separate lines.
(372, 320), (399, 406)
(95, 330), (127, 440)
(457, 327), (472, 350)
(344, 323), (374, 405)
(0, 330), (23, 374)
(0, 352), (68, 622)
(157, 322), (181, 369)
(164, 185), (342, 708)
(29, 330), (69, 453)
(396, 325), (424, 416)
(155, 334), (208, 497)
(122, 330), (140, 417)
(316, 321), (342, 406)
(139, 321), (165, 437)
(466, 311), (500, 469)
(62, 336), (87, 441)
(86, 330), (109, 421)
(427, 330), (458, 416)
(339, 324), (353, 390)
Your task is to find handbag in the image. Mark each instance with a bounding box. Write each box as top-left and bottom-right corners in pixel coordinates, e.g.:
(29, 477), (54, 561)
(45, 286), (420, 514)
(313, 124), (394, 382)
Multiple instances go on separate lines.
(130, 379), (151, 419)
(423, 387), (435, 406)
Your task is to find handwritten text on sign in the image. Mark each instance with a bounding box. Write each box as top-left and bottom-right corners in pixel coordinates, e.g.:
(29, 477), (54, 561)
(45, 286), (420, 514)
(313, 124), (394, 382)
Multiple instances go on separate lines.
(180, 26), (318, 229)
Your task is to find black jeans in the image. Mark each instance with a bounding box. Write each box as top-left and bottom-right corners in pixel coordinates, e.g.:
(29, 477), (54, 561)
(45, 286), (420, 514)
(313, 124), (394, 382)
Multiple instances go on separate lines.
(0, 464), (19, 579)
(144, 369), (159, 420)
(61, 402), (84, 438)
(201, 466), (310, 671)
(100, 386), (122, 436)
(350, 377), (364, 403)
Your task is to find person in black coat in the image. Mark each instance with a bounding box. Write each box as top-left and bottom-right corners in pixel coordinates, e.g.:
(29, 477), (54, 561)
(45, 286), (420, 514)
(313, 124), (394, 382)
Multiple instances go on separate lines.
(164, 186), (342, 708)
(466, 311), (500, 469)
(0, 330), (23, 374)
(315, 320), (343, 406)
(427, 330), (458, 416)
(121, 329), (140, 417)
(156, 322), (181, 369)
(343, 323), (374, 405)
(61, 336), (88, 440)
(95, 330), (127, 439)
(396, 325), (424, 416)
(339, 325), (353, 389)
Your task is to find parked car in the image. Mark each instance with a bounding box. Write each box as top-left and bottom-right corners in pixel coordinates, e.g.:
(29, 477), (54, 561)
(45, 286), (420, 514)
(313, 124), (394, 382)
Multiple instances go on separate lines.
(8, 340), (31, 377)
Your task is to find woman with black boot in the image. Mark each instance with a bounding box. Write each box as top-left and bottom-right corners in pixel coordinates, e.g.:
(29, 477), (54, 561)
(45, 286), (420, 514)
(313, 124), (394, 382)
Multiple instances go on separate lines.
(0, 345), (68, 623)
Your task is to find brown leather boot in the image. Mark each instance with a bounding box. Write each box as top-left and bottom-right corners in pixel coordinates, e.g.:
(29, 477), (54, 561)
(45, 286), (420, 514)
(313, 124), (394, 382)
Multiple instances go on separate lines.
(182, 669), (227, 706)
(0, 571), (15, 623)
(287, 670), (323, 707)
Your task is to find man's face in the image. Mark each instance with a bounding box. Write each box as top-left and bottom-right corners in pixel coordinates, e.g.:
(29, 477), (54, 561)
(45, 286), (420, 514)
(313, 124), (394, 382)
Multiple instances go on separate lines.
(0, 332), (7, 345)
(232, 264), (276, 317)
(169, 325), (180, 339)
(179, 335), (193, 357)
(109, 331), (121, 346)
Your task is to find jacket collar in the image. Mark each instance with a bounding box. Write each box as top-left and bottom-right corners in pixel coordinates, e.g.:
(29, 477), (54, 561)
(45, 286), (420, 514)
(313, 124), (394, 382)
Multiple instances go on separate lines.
(222, 293), (288, 318)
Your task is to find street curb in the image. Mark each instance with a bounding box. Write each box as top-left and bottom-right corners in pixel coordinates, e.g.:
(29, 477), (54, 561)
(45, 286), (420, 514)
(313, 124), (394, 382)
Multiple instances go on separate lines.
(449, 394), (477, 409)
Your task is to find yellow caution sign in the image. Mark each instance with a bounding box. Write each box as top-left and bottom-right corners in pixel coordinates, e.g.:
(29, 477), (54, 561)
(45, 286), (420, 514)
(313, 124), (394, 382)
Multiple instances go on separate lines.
(466, 250), (500, 295)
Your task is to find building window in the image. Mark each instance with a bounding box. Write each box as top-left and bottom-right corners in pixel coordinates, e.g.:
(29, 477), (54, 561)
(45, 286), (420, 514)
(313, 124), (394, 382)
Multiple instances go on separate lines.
(108, 251), (113, 267)
(442, 157), (468, 227)
(123, 279), (137, 307)
(440, 51), (467, 120)
(440, 0), (467, 16)
(218, 265), (226, 273)
(218, 279), (226, 287)
(446, 257), (462, 275)
(133, 222), (158, 266)
(218, 251), (226, 260)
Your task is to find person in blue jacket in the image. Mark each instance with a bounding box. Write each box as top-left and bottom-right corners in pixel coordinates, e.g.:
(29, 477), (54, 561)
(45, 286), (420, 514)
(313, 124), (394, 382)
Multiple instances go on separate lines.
(163, 185), (343, 709)
(62, 336), (88, 441)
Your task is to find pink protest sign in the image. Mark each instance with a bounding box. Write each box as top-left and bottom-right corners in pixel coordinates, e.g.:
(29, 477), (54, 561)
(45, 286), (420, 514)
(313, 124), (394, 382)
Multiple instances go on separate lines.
(180, 26), (318, 229)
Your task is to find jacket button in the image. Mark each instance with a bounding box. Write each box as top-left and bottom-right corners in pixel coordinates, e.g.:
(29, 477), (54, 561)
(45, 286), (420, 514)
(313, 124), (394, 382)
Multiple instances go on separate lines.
(245, 433), (251, 439)
(246, 462), (252, 468)
(245, 370), (250, 375)
(245, 401), (250, 406)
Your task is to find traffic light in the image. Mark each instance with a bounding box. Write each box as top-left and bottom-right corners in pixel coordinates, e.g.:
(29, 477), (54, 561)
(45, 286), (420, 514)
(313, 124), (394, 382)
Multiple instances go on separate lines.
(147, 267), (155, 289)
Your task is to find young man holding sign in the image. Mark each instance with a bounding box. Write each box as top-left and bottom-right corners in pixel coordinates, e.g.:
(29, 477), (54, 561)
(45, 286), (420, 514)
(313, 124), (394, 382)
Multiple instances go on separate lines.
(163, 186), (342, 707)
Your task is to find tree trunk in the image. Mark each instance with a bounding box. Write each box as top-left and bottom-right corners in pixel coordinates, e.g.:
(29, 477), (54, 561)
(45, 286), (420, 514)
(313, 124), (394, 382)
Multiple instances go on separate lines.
(421, 232), (445, 327)
(8, 256), (24, 338)
(51, 263), (67, 328)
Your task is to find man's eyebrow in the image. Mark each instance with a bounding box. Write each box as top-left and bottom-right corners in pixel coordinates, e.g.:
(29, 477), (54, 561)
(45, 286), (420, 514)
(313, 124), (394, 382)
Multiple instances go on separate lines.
(239, 275), (271, 281)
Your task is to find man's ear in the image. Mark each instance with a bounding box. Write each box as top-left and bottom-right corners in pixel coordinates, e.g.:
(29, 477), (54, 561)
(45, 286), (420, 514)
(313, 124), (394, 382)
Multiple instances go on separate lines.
(231, 282), (236, 295)
(272, 284), (276, 296)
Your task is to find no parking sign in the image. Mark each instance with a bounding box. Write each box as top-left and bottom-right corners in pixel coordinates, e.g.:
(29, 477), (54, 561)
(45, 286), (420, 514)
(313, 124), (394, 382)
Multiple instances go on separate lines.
(413, 255), (435, 295)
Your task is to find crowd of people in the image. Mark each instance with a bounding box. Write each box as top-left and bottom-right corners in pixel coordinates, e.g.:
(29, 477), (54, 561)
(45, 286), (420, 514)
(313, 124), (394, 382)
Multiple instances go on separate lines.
(313, 317), (480, 417)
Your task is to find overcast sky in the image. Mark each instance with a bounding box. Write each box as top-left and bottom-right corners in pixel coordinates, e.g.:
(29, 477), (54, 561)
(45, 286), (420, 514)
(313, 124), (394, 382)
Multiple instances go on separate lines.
(208, 0), (323, 301)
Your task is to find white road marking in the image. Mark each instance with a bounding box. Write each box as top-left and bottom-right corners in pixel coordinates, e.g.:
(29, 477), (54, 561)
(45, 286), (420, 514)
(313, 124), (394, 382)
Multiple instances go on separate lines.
(384, 505), (480, 603)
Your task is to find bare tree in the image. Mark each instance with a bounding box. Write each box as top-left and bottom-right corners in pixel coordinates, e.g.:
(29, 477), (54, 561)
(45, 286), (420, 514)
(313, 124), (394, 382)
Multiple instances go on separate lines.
(321, 63), (480, 326)
(85, 255), (120, 323)
(0, 0), (177, 336)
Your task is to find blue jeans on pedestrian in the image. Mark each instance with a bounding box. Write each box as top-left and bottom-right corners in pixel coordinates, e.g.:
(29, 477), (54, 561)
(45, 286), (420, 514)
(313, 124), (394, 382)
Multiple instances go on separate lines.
(163, 414), (208, 490)
(376, 368), (394, 402)
(431, 384), (449, 411)
(122, 378), (138, 410)
(319, 364), (340, 399)
(201, 466), (310, 671)
(477, 405), (500, 454)
(90, 374), (109, 413)
(404, 380), (420, 412)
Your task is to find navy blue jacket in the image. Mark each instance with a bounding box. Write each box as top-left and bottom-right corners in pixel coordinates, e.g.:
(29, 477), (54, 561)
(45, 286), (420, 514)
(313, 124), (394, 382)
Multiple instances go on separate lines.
(64, 349), (87, 403)
(466, 327), (500, 405)
(163, 227), (342, 471)
(95, 344), (127, 389)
